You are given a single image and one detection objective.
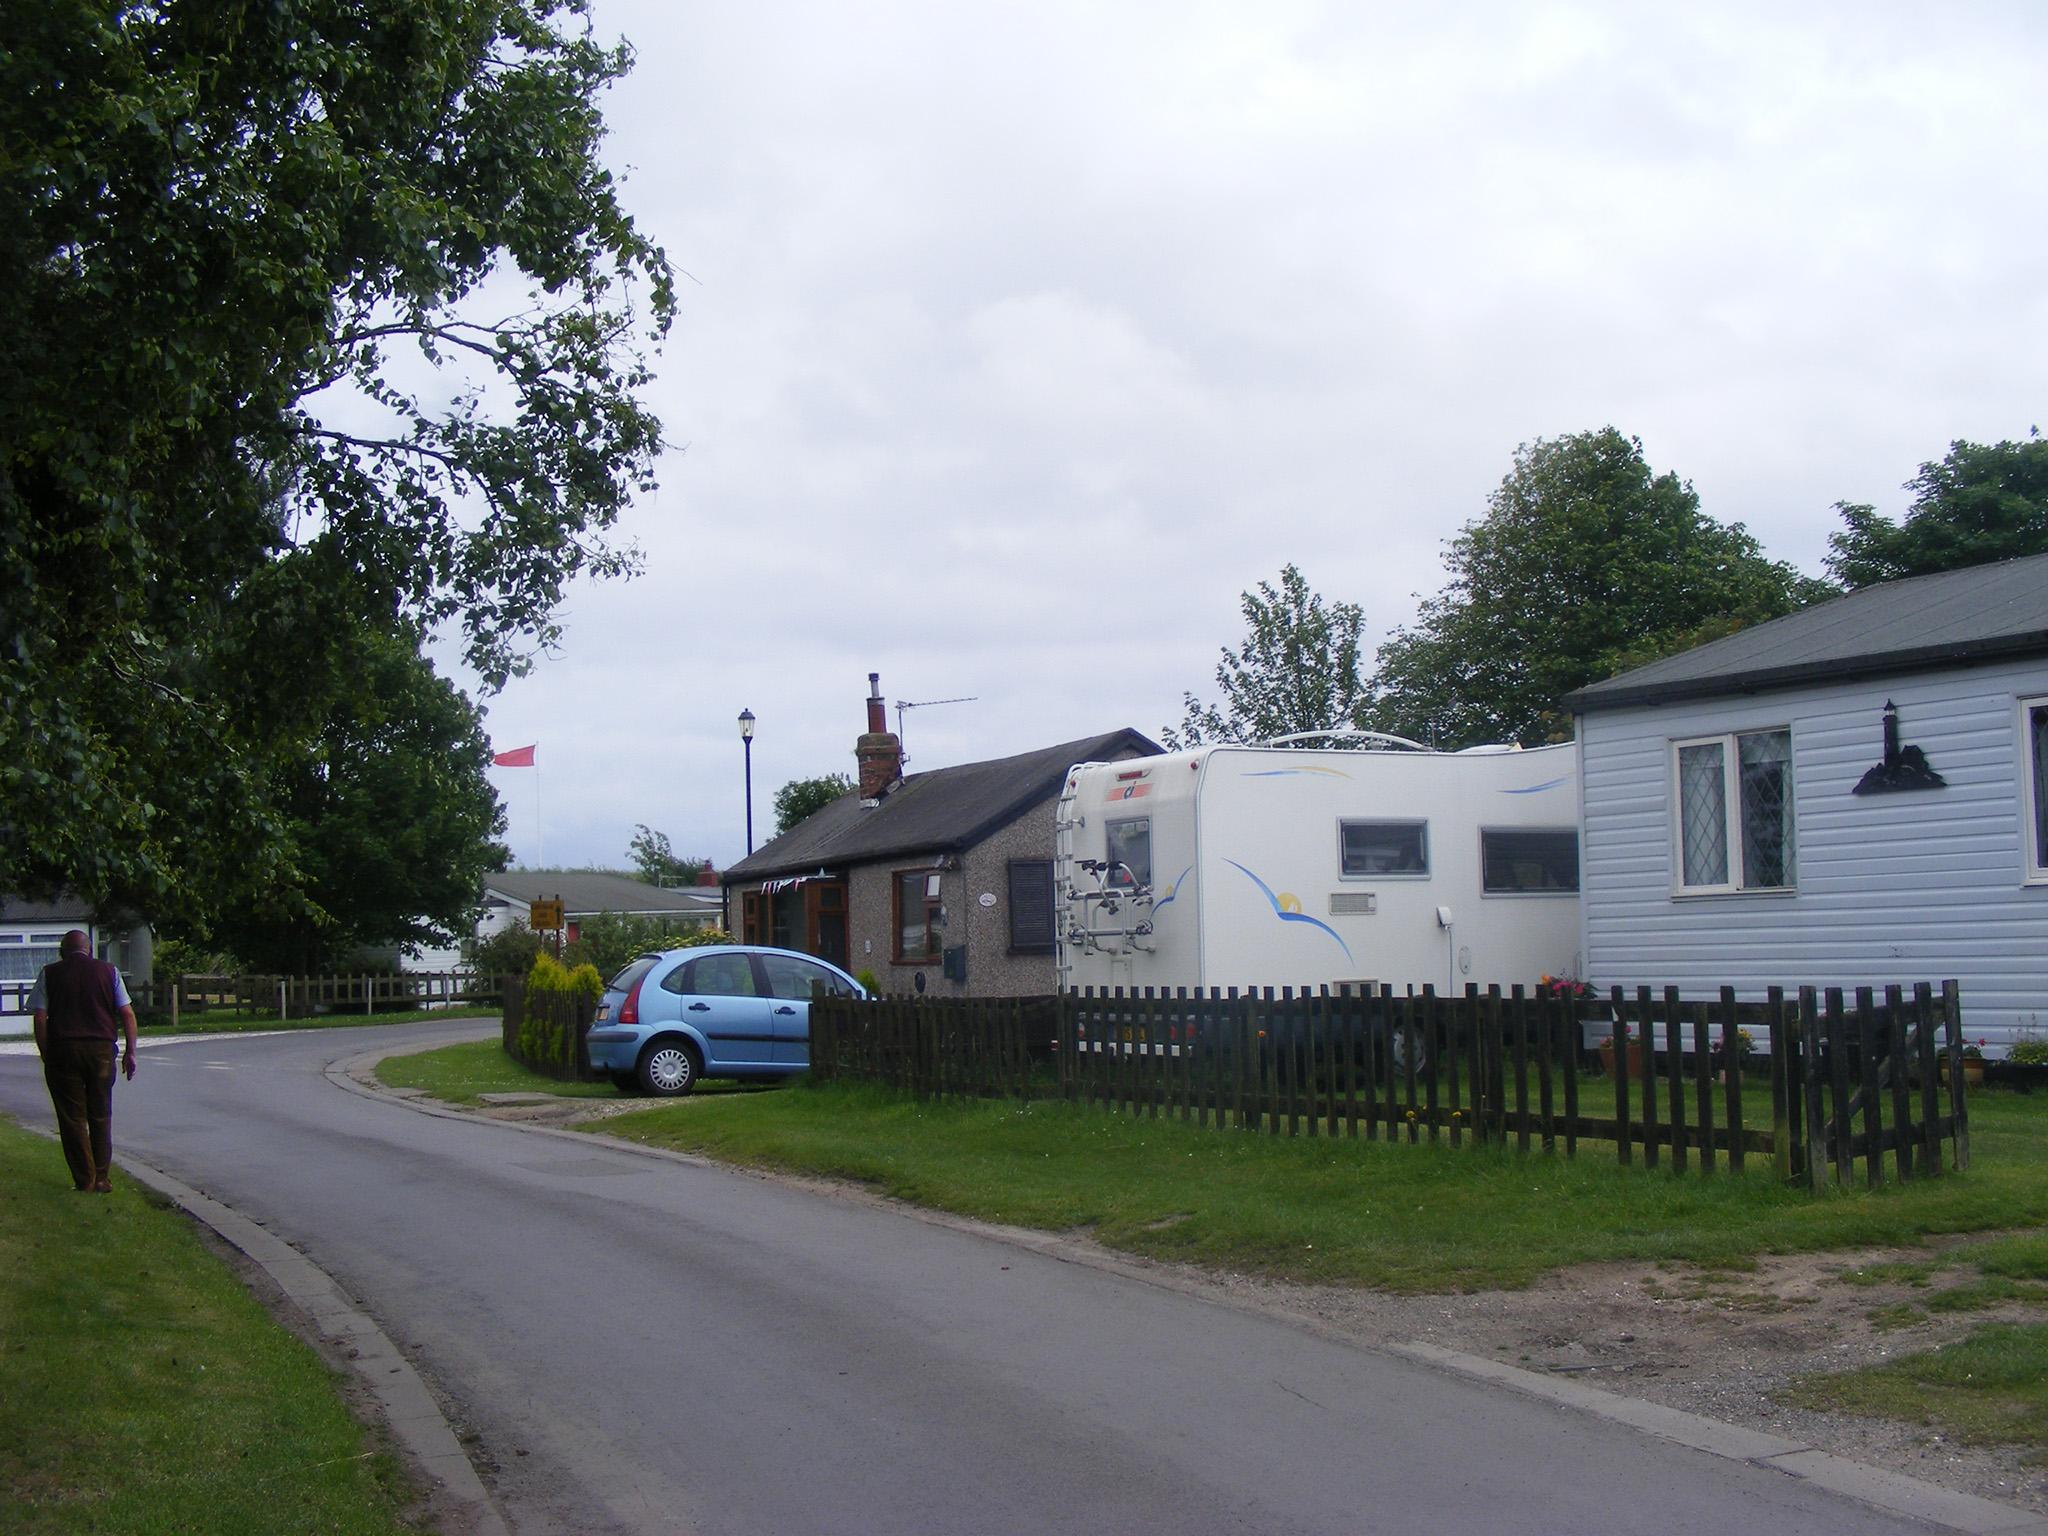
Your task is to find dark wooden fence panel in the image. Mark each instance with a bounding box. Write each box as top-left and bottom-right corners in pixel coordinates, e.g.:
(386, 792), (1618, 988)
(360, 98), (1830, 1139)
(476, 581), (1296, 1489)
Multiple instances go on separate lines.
(807, 981), (1969, 1191)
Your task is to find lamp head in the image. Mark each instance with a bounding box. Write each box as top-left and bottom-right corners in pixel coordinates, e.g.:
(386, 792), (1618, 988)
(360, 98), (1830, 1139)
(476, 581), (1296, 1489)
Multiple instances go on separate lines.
(738, 708), (756, 742)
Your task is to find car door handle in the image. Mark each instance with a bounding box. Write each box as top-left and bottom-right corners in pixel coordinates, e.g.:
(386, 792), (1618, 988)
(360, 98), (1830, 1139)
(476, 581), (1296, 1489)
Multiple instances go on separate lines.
(688, 1002), (710, 1012)
(775, 1006), (797, 1015)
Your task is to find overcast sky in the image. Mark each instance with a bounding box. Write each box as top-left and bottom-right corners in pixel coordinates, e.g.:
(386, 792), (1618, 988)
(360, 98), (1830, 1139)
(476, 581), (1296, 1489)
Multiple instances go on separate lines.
(455, 0), (2048, 872)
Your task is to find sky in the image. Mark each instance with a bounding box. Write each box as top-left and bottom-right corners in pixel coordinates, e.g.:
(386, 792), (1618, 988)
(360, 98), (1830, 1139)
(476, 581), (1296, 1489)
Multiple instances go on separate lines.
(454, 0), (2048, 872)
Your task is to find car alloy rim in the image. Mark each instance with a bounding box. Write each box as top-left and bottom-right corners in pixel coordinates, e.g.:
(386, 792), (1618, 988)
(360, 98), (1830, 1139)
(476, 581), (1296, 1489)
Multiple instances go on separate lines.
(650, 1048), (690, 1090)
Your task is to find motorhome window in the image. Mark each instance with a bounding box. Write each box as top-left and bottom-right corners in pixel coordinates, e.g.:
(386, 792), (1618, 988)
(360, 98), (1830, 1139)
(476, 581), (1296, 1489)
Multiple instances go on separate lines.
(1104, 819), (1151, 889)
(1340, 821), (1428, 876)
(2025, 697), (2048, 882)
(893, 868), (943, 962)
(1481, 829), (1579, 893)
(1672, 729), (1794, 894)
(1007, 860), (1056, 954)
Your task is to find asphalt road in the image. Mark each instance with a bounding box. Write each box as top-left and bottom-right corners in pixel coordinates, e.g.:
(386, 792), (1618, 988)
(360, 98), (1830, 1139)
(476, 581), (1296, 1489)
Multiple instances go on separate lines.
(0, 1023), (1952, 1535)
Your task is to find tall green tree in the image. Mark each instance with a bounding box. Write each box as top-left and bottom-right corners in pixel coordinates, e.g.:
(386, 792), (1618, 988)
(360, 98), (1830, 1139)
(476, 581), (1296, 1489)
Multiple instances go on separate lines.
(1826, 432), (2048, 587)
(628, 826), (705, 886)
(1, 0), (672, 932)
(774, 774), (856, 833)
(1163, 565), (1371, 748)
(1371, 429), (1828, 748)
(212, 624), (508, 972)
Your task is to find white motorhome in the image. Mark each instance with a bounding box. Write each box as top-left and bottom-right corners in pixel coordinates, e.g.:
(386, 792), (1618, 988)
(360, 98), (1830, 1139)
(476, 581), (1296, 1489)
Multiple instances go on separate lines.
(1055, 734), (1582, 997)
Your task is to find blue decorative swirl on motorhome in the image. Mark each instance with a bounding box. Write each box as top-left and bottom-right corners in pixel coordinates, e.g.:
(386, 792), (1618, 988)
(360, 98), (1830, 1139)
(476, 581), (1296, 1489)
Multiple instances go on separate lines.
(1241, 765), (1353, 779)
(1500, 776), (1569, 794)
(1223, 860), (1353, 963)
(1151, 865), (1194, 913)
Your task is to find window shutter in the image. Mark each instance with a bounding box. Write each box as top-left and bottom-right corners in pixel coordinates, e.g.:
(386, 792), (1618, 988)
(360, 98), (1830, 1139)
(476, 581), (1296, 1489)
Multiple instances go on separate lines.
(1008, 860), (1055, 954)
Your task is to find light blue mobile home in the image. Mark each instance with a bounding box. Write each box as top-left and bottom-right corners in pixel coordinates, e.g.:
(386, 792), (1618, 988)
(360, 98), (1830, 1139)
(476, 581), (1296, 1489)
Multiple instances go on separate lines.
(1566, 552), (2048, 1057)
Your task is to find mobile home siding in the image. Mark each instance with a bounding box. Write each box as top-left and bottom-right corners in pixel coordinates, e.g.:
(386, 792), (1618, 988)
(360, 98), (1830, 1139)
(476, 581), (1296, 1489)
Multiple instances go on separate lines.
(1578, 656), (2048, 1044)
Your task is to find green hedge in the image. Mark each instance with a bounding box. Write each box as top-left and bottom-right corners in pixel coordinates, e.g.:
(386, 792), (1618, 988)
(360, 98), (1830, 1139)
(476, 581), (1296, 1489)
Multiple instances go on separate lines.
(505, 954), (605, 1080)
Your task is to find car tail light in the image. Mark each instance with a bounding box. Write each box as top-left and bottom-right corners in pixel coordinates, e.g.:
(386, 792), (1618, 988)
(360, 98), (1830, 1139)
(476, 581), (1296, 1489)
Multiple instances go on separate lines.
(618, 977), (646, 1026)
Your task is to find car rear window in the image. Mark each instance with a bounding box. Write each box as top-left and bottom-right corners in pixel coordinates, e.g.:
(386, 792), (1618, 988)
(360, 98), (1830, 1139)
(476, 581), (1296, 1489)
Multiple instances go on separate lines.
(606, 955), (660, 994)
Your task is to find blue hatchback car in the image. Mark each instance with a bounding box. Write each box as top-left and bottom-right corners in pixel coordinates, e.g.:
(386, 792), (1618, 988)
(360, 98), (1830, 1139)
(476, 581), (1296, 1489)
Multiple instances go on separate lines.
(585, 945), (868, 1096)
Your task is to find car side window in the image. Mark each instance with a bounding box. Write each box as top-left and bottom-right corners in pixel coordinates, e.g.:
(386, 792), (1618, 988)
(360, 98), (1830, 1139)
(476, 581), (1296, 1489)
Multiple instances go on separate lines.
(680, 953), (759, 997)
(761, 954), (850, 1000)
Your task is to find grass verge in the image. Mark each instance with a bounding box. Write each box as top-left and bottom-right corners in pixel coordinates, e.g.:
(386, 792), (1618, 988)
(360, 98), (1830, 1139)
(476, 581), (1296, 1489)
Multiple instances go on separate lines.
(590, 1077), (2048, 1292)
(1782, 1324), (2048, 1462)
(378, 1041), (2048, 1293)
(0, 1119), (422, 1534)
(375, 1038), (616, 1104)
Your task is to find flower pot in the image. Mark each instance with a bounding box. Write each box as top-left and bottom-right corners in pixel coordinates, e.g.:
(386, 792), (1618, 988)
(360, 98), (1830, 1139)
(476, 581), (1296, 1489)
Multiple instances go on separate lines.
(1597, 1037), (1646, 1080)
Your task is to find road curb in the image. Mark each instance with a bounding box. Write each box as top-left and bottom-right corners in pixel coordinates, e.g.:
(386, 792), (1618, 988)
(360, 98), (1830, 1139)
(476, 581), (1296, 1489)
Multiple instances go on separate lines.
(1386, 1340), (2048, 1536)
(338, 1035), (2048, 1536)
(109, 1153), (513, 1536)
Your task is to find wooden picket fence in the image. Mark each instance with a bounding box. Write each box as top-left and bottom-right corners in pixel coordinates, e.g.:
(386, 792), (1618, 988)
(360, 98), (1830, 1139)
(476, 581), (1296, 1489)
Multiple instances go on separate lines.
(2, 970), (504, 1023)
(808, 982), (1970, 1191)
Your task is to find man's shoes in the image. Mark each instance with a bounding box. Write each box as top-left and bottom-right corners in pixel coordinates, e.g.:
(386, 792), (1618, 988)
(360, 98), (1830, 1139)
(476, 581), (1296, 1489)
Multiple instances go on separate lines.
(92, 1179), (111, 1194)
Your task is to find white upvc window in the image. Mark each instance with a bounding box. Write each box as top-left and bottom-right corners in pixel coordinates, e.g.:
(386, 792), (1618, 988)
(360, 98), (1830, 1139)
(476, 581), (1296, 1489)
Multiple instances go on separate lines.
(1671, 729), (1794, 894)
(2023, 696), (2048, 884)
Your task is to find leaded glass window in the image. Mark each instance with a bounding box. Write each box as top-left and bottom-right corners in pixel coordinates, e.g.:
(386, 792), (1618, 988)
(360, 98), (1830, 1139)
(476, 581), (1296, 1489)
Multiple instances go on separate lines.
(1677, 742), (1728, 887)
(1673, 729), (1793, 893)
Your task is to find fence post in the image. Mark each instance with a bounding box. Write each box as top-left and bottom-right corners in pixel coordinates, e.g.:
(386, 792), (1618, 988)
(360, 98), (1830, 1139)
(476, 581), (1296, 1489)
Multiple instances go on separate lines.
(1856, 986), (1883, 1189)
(1692, 1000), (1714, 1176)
(1607, 987), (1627, 1166)
(1508, 984), (1528, 1154)
(1825, 988), (1853, 1182)
(1720, 986), (1742, 1175)
(1638, 987), (1660, 1170)
(1885, 984), (1911, 1183)
(1913, 982), (1940, 1176)
(1664, 986), (1687, 1175)
(1942, 980), (1968, 1170)
(1767, 985), (1791, 1182)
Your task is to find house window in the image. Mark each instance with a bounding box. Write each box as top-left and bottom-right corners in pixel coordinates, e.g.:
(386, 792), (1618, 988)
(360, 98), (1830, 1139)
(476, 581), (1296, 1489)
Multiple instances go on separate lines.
(2024, 696), (2048, 883)
(1007, 860), (1055, 955)
(1673, 729), (1794, 893)
(1481, 828), (1579, 893)
(894, 869), (943, 962)
(1104, 818), (1151, 889)
(1341, 820), (1428, 876)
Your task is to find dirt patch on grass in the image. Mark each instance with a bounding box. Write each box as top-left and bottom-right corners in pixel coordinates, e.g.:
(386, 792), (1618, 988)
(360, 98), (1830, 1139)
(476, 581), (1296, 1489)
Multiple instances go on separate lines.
(1163, 1231), (2048, 1515)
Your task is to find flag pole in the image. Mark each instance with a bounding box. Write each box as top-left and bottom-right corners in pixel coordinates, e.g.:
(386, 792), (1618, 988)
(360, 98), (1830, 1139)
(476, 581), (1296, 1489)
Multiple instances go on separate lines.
(534, 748), (545, 868)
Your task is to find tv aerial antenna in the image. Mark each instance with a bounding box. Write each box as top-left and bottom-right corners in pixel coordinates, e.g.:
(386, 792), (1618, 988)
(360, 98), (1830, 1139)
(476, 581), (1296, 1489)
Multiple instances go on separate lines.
(894, 695), (977, 765)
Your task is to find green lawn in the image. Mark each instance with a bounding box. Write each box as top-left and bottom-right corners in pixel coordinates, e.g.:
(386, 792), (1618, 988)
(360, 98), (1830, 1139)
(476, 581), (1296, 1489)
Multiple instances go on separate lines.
(0, 1120), (423, 1534)
(566, 1079), (2048, 1292)
(373, 1038), (782, 1105)
(376, 1038), (617, 1103)
(1783, 1323), (2048, 1461)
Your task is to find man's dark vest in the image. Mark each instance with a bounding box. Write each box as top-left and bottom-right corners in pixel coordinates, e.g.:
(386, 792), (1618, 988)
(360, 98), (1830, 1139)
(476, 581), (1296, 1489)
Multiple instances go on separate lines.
(43, 951), (121, 1041)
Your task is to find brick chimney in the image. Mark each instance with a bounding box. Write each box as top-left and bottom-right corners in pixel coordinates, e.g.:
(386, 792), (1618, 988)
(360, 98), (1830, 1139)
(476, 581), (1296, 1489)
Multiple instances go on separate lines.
(856, 672), (903, 801)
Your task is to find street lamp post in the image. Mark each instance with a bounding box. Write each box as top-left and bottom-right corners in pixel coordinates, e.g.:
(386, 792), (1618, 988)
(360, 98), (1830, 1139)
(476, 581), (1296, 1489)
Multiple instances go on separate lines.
(738, 708), (756, 854)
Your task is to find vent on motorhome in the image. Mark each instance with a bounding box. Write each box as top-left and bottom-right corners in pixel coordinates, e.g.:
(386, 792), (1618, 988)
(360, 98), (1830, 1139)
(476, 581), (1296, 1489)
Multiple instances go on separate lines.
(1328, 892), (1378, 916)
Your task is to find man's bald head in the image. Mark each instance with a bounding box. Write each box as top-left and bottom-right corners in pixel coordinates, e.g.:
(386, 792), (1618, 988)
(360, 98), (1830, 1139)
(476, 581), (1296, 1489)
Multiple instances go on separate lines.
(60, 929), (90, 955)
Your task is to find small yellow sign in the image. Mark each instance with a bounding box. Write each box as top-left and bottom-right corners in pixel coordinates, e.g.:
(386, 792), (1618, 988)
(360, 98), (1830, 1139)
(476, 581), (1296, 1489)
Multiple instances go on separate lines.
(529, 898), (565, 931)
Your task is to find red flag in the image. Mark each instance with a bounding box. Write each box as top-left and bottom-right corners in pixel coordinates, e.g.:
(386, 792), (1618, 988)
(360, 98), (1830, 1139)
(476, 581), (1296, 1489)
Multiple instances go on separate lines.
(492, 744), (537, 768)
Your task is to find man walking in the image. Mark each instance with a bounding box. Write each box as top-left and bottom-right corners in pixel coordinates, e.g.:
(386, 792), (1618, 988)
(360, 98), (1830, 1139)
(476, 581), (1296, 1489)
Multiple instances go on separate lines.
(30, 930), (139, 1193)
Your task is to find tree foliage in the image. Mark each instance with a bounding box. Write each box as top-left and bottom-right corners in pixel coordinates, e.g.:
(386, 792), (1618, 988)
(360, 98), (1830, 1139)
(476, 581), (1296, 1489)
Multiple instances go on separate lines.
(1370, 430), (1828, 748)
(627, 826), (705, 887)
(1, 0), (671, 936)
(1163, 565), (1370, 749)
(774, 774), (855, 834)
(1826, 432), (2048, 588)
(212, 626), (507, 972)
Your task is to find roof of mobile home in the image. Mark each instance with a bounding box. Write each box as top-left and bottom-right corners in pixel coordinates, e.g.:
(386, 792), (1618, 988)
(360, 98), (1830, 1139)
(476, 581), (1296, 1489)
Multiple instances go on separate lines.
(1565, 550), (2048, 712)
(723, 728), (1160, 882)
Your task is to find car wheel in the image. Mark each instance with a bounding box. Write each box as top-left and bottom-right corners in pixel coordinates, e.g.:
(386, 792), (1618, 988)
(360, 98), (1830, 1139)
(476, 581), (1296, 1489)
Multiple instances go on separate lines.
(638, 1039), (700, 1097)
(609, 1071), (639, 1093)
